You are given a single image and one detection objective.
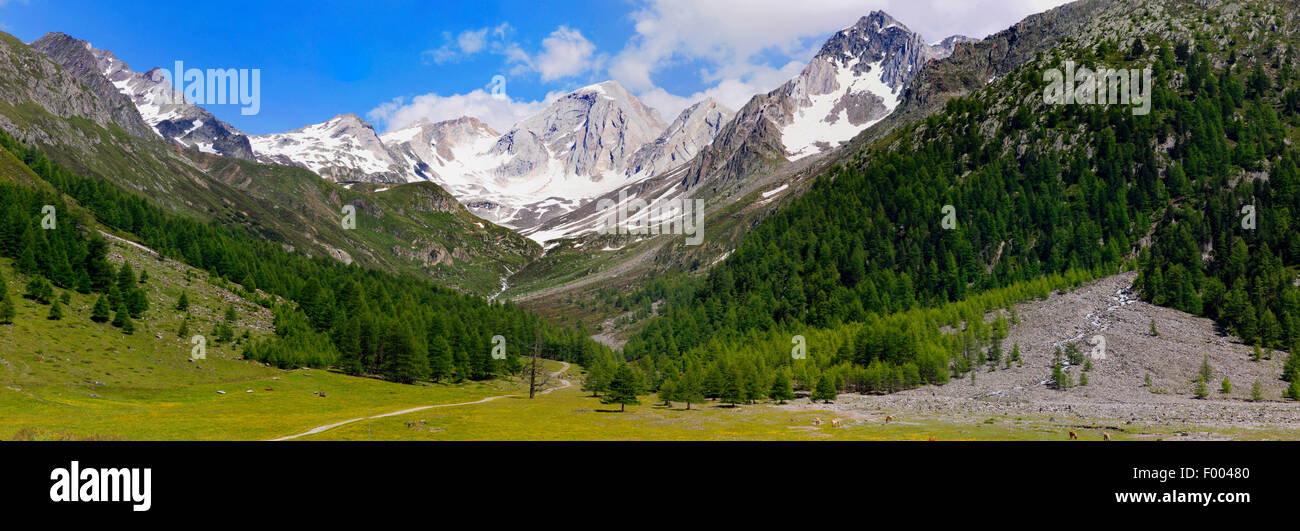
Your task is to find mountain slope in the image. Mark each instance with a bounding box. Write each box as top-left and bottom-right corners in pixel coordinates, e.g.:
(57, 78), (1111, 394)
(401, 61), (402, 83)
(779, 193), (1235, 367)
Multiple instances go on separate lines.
(621, 0), (1300, 403)
(31, 32), (255, 160)
(0, 30), (539, 296)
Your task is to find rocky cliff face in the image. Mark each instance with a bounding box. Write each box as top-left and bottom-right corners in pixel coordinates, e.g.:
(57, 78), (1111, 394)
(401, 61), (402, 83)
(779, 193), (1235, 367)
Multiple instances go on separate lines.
(490, 81), (667, 184)
(30, 32), (255, 159)
(625, 98), (735, 179)
(26, 32), (157, 140)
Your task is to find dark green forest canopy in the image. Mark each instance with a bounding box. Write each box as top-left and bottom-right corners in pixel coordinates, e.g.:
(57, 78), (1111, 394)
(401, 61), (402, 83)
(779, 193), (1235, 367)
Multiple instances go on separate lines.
(621, 30), (1300, 396)
(0, 129), (610, 384)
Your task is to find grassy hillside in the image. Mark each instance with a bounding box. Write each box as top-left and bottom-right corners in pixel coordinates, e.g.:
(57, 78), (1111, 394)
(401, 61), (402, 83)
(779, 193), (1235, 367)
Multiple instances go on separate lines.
(0, 202), (537, 441)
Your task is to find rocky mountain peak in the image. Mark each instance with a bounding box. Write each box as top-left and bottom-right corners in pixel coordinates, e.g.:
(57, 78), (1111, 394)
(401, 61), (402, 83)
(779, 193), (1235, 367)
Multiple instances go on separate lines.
(30, 33), (255, 159)
(28, 32), (157, 139)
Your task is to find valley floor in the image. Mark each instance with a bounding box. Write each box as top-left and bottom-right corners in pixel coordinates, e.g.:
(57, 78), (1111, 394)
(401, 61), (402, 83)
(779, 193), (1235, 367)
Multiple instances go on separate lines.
(4, 259), (1295, 440)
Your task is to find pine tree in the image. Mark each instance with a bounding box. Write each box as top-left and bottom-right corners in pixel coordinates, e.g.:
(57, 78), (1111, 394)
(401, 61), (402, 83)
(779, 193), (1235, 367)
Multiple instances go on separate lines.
(1052, 363), (1071, 389)
(46, 299), (62, 320)
(720, 370), (744, 406)
(1150, 319), (1159, 336)
(658, 377), (677, 406)
(224, 304), (237, 322)
(176, 292), (190, 312)
(1284, 347), (1300, 382)
(602, 365), (642, 412)
(111, 303), (130, 327)
(768, 370), (795, 404)
(1251, 380), (1264, 402)
(90, 295), (111, 323)
(427, 336), (453, 381)
(1193, 376), (1209, 399)
(177, 317), (190, 338)
(381, 326), (429, 384)
(811, 373), (837, 403)
(582, 359), (611, 397)
(0, 270), (14, 325)
(24, 277), (53, 304)
(126, 287), (148, 318)
(1287, 379), (1300, 401)
(1079, 371), (1089, 386)
(1219, 377), (1231, 394)
(676, 368), (705, 410)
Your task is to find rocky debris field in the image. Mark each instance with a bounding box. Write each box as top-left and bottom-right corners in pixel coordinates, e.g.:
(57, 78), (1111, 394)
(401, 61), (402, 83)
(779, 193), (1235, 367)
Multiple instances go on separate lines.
(785, 272), (1299, 439)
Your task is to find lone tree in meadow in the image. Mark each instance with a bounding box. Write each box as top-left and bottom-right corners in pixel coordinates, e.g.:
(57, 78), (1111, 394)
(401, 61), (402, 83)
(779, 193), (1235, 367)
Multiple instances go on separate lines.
(812, 373), (837, 403)
(175, 292), (190, 312)
(602, 365), (642, 412)
(675, 369), (705, 410)
(658, 377), (676, 406)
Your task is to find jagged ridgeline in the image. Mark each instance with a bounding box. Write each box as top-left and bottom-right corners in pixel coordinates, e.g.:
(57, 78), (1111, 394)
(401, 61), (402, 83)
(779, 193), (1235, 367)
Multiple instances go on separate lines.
(0, 129), (609, 383)
(623, 0), (1300, 395)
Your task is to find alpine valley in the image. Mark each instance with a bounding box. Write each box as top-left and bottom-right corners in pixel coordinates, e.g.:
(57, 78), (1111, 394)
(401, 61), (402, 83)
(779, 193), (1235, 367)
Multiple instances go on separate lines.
(1, 0), (1299, 444)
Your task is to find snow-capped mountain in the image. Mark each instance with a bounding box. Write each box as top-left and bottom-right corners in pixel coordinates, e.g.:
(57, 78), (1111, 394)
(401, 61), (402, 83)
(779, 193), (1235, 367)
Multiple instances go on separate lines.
(382, 116), (501, 184)
(30, 33), (256, 159)
(625, 98), (735, 179)
(493, 81), (667, 182)
(681, 11), (972, 190)
(250, 114), (411, 183)
(779, 11), (969, 160)
(526, 11), (973, 245)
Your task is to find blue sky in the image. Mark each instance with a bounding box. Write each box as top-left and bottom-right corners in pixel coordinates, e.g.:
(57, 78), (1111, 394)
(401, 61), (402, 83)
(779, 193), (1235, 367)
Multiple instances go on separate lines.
(0, 0), (1069, 135)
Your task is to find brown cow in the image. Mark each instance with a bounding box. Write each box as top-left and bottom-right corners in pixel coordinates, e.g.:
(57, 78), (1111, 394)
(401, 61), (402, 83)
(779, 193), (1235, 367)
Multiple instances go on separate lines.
(928, 436), (936, 441)
(812, 417), (823, 426)
(830, 419), (841, 428)
(884, 415), (893, 423)
(1068, 430), (1078, 440)
(1103, 432), (1111, 441)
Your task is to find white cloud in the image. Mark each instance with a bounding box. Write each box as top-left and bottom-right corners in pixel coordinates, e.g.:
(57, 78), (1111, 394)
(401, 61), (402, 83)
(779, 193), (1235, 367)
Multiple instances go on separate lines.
(613, 0), (1071, 118)
(423, 23), (514, 65)
(423, 23), (600, 83)
(532, 26), (599, 82)
(367, 87), (566, 133)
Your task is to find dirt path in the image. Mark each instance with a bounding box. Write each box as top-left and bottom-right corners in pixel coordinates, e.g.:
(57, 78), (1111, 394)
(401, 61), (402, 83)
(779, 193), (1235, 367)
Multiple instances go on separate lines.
(269, 361), (572, 441)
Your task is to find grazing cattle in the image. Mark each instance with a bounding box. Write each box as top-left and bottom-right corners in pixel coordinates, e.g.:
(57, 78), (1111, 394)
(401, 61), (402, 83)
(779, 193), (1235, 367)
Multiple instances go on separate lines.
(1103, 432), (1111, 441)
(319, 391), (327, 398)
(830, 419), (841, 428)
(264, 387), (274, 392)
(1068, 430), (1078, 440)
(928, 436), (936, 441)
(812, 417), (823, 426)
(884, 415), (893, 423)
